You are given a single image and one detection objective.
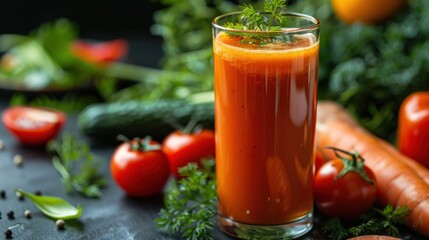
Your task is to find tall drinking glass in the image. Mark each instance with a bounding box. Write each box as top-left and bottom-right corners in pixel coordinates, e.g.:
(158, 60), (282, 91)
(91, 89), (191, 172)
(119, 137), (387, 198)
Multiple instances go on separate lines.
(212, 12), (320, 239)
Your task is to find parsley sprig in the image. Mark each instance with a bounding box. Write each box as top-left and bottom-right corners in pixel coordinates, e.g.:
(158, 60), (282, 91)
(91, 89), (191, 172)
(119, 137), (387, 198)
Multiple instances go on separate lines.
(225, 0), (287, 31)
(48, 134), (107, 198)
(322, 205), (410, 240)
(155, 159), (217, 240)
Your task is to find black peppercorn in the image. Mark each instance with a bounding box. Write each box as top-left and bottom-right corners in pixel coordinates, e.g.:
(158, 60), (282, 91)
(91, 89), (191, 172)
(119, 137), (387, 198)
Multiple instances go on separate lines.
(4, 229), (12, 238)
(34, 190), (42, 196)
(0, 190), (5, 199)
(7, 211), (14, 220)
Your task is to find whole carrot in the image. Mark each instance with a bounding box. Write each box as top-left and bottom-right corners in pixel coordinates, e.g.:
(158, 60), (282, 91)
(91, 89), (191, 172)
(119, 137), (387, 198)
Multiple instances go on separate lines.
(317, 101), (429, 184)
(316, 101), (429, 237)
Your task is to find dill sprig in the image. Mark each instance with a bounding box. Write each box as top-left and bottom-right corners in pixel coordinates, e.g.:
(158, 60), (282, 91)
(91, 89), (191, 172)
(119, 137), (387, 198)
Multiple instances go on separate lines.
(155, 159), (217, 240)
(48, 134), (107, 198)
(322, 205), (410, 240)
(225, 0), (287, 31)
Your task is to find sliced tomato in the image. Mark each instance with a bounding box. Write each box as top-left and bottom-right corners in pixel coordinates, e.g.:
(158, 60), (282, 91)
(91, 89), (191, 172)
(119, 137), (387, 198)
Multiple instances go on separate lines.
(71, 39), (128, 64)
(2, 106), (66, 146)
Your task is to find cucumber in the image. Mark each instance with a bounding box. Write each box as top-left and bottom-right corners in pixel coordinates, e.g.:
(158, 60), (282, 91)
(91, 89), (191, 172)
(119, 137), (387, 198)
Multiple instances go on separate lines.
(77, 100), (214, 141)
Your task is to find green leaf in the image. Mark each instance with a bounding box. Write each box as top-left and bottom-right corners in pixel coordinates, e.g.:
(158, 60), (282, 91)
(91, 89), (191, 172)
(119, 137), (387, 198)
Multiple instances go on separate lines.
(16, 189), (82, 220)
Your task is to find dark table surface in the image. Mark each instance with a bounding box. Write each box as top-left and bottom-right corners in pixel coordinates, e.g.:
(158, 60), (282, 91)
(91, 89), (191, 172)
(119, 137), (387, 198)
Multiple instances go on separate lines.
(1, 100), (428, 240)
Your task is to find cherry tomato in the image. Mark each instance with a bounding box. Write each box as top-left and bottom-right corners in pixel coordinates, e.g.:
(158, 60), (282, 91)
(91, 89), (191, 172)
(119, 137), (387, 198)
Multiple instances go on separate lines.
(71, 39), (128, 64)
(398, 92), (429, 168)
(110, 137), (170, 197)
(162, 129), (215, 178)
(331, 0), (407, 25)
(314, 149), (326, 175)
(2, 106), (66, 146)
(314, 147), (376, 220)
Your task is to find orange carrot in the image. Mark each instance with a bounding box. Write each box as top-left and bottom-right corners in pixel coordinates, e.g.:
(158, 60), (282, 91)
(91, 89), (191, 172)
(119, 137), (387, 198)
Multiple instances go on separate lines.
(316, 101), (429, 237)
(317, 101), (429, 185)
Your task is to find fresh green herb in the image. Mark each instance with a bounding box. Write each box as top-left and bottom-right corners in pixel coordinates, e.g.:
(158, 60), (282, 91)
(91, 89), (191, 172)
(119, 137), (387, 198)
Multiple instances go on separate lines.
(375, 205), (410, 236)
(156, 159), (217, 240)
(222, 0), (290, 45)
(225, 0), (287, 31)
(48, 134), (106, 198)
(321, 218), (350, 240)
(16, 189), (82, 220)
(322, 205), (410, 240)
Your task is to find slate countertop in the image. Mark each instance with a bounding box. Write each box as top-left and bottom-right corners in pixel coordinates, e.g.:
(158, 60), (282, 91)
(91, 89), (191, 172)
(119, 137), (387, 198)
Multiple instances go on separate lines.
(0, 100), (426, 240)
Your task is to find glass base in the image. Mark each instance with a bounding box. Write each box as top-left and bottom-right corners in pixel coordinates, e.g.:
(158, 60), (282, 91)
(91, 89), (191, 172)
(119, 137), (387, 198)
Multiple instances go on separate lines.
(217, 211), (313, 240)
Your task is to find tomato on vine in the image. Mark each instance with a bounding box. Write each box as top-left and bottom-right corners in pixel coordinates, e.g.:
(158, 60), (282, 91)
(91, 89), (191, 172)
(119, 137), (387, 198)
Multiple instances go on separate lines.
(110, 136), (170, 197)
(314, 147), (377, 220)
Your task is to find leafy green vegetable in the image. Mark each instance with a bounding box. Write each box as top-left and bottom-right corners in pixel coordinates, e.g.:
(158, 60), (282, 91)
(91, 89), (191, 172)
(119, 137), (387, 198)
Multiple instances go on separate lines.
(321, 205), (410, 240)
(156, 159), (217, 240)
(16, 189), (82, 220)
(0, 19), (100, 90)
(48, 134), (106, 198)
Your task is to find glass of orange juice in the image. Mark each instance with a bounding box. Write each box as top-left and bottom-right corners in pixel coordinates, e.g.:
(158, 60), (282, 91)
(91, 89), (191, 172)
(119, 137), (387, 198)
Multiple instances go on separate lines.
(212, 11), (320, 239)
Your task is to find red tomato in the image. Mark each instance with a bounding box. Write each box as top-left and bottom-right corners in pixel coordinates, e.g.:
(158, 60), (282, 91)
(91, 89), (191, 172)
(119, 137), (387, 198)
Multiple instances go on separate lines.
(110, 138), (170, 197)
(71, 39), (128, 64)
(314, 148), (376, 220)
(2, 106), (66, 146)
(162, 129), (215, 178)
(398, 92), (429, 168)
(314, 150), (326, 175)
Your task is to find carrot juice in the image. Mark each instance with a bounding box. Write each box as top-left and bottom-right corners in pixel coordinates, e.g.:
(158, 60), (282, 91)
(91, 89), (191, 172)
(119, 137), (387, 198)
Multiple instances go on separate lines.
(213, 12), (320, 239)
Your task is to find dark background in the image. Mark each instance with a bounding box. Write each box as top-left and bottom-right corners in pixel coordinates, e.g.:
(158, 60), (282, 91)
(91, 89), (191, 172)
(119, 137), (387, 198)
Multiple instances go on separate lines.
(0, 0), (165, 68)
(0, 0), (163, 36)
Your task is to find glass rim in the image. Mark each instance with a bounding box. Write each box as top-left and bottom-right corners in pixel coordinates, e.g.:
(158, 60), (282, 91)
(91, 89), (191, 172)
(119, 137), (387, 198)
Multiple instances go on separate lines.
(212, 11), (320, 34)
